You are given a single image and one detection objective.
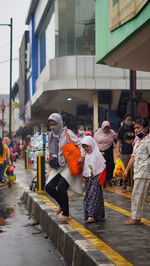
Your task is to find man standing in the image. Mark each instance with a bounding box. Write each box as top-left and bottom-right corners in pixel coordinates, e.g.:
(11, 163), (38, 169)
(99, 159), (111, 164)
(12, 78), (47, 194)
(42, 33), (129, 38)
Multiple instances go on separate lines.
(116, 114), (135, 192)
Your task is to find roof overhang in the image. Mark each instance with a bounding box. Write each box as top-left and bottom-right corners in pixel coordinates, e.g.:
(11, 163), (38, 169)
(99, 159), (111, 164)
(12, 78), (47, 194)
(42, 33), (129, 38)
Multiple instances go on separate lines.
(102, 23), (150, 71)
(96, 0), (150, 71)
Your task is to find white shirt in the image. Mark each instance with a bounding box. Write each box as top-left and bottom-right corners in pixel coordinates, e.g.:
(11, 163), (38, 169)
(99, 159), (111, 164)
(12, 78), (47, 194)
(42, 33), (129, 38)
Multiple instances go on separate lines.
(132, 135), (150, 179)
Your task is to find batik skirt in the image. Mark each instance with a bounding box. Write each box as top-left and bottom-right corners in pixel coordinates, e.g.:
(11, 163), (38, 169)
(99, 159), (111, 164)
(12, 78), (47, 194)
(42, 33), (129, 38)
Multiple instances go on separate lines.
(84, 174), (105, 221)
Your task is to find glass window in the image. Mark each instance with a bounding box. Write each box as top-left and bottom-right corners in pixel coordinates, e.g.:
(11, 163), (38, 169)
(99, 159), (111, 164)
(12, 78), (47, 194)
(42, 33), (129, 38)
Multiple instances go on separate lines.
(40, 31), (46, 72)
(75, 0), (95, 55)
(56, 0), (95, 57)
(39, 2), (55, 73)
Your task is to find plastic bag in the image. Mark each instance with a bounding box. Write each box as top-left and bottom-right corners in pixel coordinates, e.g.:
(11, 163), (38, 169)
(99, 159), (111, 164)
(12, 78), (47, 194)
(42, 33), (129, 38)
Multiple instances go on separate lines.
(61, 130), (82, 176)
(113, 158), (125, 178)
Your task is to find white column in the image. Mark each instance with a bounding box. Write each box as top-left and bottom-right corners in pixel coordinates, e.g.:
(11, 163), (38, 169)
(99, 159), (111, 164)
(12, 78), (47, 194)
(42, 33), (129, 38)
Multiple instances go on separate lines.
(93, 91), (98, 131)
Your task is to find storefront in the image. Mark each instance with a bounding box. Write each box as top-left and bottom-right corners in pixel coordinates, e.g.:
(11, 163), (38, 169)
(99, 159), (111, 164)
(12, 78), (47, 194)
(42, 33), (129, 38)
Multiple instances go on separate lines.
(96, 0), (150, 118)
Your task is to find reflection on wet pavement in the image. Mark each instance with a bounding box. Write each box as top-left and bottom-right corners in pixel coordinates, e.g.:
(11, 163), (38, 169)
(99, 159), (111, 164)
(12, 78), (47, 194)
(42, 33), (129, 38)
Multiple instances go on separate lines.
(0, 207), (14, 227)
(0, 184), (16, 232)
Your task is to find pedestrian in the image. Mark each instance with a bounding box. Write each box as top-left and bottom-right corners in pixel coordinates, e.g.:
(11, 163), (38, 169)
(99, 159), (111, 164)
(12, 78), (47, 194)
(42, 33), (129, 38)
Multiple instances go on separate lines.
(94, 121), (117, 187)
(116, 114), (135, 192)
(9, 139), (18, 164)
(122, 118), (150, 225)
(45, 113), (83, 222)
(77, 125), (85, 139)
(0, 137), (10, 182)
(81, 136), (106, 223)
(22, 135), (31, 159)
(27, 142), (32, 168)
(2, 137), (11, 164)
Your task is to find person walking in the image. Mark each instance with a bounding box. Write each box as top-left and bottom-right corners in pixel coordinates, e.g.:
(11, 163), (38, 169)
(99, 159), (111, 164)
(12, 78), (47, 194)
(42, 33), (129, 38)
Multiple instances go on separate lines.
(122, 118), (150, 225)
(94, 121), (117, 187)
(9, 139), (18, 164)
(45, 113), (83, 222)
(116, 114), (135, 192)
(0, 137), (10, 182)
(81, 136), (106, 223)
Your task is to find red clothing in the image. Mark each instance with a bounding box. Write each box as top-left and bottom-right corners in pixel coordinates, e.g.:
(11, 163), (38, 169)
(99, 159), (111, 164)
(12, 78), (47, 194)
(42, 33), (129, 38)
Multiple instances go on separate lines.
(10, 148), (16, 162)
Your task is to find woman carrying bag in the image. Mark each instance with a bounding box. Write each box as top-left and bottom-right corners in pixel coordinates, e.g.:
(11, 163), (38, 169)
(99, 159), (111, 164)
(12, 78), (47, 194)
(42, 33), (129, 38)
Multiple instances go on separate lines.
(94, 121), (117, 187)
(46, 113), (83, 222)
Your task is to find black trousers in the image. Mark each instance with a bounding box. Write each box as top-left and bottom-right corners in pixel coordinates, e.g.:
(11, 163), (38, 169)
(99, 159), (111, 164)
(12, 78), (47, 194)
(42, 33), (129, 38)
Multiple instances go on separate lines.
(46, 173), (69, 216)
(101, 145), (114, 183)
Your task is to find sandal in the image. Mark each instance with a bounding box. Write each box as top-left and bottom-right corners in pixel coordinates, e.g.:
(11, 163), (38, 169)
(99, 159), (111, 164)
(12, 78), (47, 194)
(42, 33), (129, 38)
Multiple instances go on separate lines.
(122, 187), (127, 193)
(57, 215), (71, 222)
(55, 207), (62, 215)
(124, 219), (143, 225)
(87, 217), (96, 223)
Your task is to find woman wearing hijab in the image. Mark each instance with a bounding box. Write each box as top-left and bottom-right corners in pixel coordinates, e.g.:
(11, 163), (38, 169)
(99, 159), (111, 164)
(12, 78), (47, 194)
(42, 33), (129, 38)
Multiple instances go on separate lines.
(94, 121), (117, 187)
(81, 136), (106, 223)
(45, 113), (83, 222)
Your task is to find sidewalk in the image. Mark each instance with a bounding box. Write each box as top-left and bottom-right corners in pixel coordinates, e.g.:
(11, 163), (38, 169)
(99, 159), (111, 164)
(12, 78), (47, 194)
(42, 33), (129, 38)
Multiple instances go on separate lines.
(15, 161), (150, 266)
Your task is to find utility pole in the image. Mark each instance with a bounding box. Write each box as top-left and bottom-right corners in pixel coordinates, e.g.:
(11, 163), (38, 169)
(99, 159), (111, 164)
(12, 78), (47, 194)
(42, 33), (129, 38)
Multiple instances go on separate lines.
(129, 70), (136, 117)
(0, 99), (5, 137)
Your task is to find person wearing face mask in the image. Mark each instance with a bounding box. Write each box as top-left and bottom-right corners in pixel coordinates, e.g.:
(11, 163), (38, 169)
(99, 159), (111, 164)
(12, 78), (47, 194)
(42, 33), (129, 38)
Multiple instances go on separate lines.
(77, 125), (85, 139)
(94, 121), (117, 187)
(45, 113), (83, 222)
(122, 118), (150, 225)
(117, 114), (135, 192)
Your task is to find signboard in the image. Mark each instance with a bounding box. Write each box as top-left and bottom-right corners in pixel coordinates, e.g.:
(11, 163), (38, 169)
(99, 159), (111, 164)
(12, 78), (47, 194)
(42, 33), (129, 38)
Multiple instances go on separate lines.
(109, 0), (149, 31)
(25, 100), (31, 121)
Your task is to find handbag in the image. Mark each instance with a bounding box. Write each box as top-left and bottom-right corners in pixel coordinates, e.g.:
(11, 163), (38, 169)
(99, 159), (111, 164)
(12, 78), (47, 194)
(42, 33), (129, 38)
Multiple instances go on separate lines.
(99, 167), (106, 186)
(61, 130), (82, 176)
(49, 156), (60, 169)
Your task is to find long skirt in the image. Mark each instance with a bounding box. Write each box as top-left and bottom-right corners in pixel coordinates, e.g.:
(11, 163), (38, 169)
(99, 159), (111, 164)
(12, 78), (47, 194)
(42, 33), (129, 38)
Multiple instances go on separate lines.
(84, 174), (105, 221)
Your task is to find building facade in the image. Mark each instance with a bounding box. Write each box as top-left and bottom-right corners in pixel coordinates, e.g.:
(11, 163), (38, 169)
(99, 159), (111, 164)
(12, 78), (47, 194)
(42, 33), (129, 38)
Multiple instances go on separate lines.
(96, 0), (150, 119)
(16, 0), (150, 137)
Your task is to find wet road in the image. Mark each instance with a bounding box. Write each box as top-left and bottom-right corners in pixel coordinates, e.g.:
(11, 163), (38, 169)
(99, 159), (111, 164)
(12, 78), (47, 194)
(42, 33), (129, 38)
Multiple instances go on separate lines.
(0, 173), (64, 266)
(4, 160), (150, 266)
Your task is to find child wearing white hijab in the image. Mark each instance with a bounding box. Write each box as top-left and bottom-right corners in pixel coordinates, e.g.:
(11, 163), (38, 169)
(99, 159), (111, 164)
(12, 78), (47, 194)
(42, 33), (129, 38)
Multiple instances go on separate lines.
(81, 136), (106, 223)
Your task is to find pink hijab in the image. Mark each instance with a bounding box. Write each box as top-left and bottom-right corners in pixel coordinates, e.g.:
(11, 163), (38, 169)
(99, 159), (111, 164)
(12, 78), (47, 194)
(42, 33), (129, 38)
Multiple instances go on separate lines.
(94, 121), (117, 151)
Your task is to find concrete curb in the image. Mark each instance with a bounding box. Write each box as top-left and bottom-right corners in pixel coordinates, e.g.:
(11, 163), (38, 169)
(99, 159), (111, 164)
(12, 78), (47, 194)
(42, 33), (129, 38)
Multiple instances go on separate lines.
(22, 190), (114, 266)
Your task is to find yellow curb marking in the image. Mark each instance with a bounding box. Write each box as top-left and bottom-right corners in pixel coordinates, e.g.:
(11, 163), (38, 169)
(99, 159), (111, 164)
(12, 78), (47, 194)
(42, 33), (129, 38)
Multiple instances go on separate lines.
(106, 187), (132, 199)
(104, 201), (150, 226)
(39, 194), (132, 266)
(15, 162), (150, 227)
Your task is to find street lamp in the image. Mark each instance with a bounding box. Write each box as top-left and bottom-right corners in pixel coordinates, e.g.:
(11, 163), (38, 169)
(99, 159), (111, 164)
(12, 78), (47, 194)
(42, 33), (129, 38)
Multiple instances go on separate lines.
(0, 99), (6, 137)
(0, 18), (13, 138)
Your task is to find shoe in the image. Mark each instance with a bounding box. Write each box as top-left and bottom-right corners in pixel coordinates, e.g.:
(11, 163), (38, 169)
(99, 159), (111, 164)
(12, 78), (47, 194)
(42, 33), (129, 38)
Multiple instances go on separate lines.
(57, 215), (71, 222)
(87, 217), (96, 223)
(122, 187), (127, 193)
(124, 219), (143, 225)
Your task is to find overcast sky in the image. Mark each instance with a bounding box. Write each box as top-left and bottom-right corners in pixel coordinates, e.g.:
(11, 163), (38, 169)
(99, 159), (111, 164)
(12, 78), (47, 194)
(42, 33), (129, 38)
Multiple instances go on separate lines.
(0, 0), (31, 95)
